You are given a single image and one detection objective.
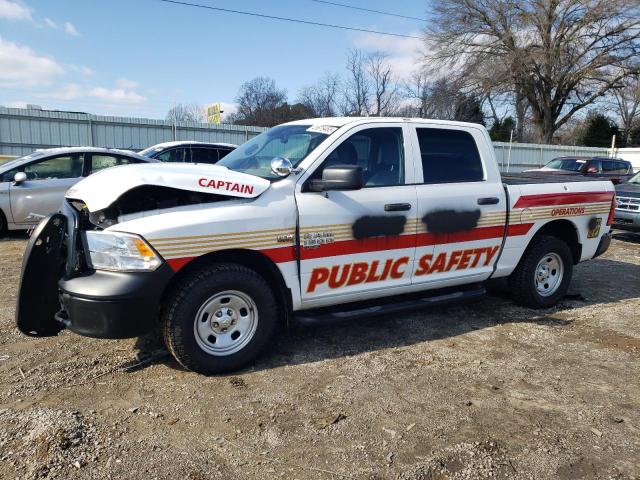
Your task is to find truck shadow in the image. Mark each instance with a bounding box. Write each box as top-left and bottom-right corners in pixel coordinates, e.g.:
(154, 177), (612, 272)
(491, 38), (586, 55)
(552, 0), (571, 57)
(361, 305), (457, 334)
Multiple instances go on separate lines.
(612, 231), (640, 244)
(0, 231), (30, 241)
(131, 256), (640, 374)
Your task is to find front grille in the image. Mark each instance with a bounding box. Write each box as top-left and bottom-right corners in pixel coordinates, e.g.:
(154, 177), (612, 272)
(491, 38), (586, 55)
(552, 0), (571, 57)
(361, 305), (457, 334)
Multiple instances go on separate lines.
(616, 196), (640, 211)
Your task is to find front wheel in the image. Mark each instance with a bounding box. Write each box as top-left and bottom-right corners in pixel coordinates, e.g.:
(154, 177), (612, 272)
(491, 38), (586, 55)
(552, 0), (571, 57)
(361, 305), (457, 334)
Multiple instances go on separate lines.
(510, 235), (573, 308)
(161, 263), (279, 374)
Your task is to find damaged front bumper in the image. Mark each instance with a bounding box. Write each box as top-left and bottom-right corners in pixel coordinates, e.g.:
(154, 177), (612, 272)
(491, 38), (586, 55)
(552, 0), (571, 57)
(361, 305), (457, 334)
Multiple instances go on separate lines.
(16, 204), (173, 339)
(57, 266), (173, 338)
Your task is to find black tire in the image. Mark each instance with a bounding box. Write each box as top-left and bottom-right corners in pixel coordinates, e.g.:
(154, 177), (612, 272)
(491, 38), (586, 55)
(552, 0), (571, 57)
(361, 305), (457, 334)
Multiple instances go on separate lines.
(510, 235), (573, 308)
(161, 263), (279, 374)
(0, 209), (6, 236)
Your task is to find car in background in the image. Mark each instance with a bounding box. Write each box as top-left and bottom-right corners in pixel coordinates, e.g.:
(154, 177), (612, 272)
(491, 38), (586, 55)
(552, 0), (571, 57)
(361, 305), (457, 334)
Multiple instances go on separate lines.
(526, 156), (633, 184)
(613, 171), (640, 232)
(139, 141), (237, 164)
(0, 147), (158, 233)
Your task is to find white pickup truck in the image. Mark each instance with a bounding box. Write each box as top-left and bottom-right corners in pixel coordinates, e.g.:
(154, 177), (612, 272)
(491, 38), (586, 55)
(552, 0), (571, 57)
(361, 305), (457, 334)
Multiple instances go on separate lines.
(16, 118), (615, 374)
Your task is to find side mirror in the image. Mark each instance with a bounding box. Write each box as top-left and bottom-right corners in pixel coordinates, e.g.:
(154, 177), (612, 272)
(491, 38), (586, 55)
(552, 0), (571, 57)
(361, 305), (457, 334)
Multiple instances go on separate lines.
(270, 157), (293, 177)
(309, 165), (363, 192)
(13, 172), (27, 184)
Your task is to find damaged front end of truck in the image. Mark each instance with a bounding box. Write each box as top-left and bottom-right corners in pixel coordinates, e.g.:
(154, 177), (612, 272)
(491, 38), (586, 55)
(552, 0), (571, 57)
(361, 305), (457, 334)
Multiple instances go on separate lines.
(16, 163), (271, 339)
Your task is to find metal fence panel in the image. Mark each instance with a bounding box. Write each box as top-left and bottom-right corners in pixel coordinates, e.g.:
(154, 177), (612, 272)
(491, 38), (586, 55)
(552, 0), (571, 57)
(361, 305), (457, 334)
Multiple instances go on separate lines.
(0, 107), (267, 156)
(493, 142), (610, 172)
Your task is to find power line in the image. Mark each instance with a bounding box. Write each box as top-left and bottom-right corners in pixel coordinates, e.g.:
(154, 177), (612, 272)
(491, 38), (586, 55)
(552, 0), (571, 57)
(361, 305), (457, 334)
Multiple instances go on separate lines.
(154, 0), (422, 39)
(310, 0), (427, 22)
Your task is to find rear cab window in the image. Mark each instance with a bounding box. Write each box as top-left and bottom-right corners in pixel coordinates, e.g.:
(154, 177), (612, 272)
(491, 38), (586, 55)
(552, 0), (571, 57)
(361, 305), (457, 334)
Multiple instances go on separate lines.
(415, 127), (484, 183)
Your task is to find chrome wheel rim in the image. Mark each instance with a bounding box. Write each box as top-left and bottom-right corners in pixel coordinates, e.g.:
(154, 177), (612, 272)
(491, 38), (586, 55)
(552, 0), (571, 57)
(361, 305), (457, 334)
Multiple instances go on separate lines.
(534, 253), (564, 297)
(193, 290), (258, 356)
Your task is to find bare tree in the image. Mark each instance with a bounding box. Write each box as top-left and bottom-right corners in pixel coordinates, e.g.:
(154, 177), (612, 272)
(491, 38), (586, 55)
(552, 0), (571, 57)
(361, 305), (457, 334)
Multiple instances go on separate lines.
(425, 0), (640, 143)
(611, 75), (640, 145)
(166, 103), (206, 123)
(366, 52), (398, 116)
(232, 76), (288, 127)
(297, 73), (341, 117)
(403, 74), (484, 123)
(404, 70), (430, 118)
(343, 48), (371, 116)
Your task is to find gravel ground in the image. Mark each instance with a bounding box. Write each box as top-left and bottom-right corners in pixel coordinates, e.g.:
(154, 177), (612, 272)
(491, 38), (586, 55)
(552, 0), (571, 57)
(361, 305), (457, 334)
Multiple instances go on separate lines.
(0, 231), (639, 479)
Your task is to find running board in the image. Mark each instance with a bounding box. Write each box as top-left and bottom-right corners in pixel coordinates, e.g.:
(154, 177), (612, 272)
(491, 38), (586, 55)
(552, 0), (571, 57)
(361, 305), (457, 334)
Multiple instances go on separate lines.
(295, 286), (486, 325)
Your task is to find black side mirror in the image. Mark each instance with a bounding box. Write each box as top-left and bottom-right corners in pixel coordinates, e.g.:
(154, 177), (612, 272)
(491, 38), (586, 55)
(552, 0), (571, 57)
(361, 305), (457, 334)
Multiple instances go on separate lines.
(309, 165), (363, 192)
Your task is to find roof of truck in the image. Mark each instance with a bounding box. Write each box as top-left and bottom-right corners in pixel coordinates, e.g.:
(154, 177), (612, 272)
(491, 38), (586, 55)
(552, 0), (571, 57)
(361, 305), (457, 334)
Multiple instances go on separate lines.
(283, 117), (487, 129)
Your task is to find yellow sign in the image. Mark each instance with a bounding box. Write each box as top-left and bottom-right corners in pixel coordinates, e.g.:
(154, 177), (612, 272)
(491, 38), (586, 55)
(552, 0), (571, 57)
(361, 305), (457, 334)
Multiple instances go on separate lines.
(206, 103), (222, 124)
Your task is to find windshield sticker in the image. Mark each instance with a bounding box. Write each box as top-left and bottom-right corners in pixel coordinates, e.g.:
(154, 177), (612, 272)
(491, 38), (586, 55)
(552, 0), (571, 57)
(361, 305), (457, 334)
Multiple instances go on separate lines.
(307, 125), (338, 135)
(576, 160), (586, 163)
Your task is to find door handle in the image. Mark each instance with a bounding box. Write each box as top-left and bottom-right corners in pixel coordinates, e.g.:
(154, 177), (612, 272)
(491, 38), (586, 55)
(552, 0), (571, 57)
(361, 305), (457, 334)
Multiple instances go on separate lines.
(477, 197), (500, 205)
(384, 203), (411, 212)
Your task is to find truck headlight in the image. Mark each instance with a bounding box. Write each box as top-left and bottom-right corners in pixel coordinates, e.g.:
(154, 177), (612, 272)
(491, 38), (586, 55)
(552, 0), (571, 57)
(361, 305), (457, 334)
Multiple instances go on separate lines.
(85, 231), (162, 272)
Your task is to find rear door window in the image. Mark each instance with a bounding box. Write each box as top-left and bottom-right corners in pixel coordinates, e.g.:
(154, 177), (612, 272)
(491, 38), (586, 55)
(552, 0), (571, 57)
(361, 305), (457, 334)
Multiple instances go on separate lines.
(602, 160), (631, 174)
(190, 148), (219, 164)
(587, 160), (602, 173)
(416, 128), (484, 183)
(156, 148), (186, 162)
(90, 154), (141, 173)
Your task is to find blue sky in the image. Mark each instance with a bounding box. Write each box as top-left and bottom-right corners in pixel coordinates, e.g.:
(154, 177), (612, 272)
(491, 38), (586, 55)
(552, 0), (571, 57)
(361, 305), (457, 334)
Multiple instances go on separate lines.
(0, 0), (427, 119)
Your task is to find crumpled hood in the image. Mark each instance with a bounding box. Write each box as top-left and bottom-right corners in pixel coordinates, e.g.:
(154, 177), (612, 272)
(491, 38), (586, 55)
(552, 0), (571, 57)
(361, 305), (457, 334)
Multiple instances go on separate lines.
(65, 162), (271, 212)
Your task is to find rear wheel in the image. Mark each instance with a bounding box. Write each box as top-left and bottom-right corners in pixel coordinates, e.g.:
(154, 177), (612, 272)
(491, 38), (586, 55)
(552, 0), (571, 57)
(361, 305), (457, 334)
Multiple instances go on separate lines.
(161, 263), (279, 374)
(510, 235), (573, 308)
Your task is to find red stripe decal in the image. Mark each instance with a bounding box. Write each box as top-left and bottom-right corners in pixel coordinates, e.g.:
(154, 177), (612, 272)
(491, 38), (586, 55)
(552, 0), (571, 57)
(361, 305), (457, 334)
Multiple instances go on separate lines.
(513, 191), (614, 209)
(165, 223), (534, 271)
(300, 234), (416, 260)
(301, 223), (533, 261)
(260, 246), (297, 263)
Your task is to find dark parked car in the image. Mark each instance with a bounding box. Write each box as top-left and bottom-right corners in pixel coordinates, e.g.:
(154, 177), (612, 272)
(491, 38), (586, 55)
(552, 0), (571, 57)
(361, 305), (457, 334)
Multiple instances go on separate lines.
(0, 147), (158, 233)
(526, 156), (633, 184)
(139, 141), (237, 164)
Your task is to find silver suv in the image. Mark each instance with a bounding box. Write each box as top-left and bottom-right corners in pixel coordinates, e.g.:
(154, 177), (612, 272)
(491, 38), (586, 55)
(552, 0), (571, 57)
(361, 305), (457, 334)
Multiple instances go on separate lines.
(0, 147), (157, 233)
(614, 171), (640, 232)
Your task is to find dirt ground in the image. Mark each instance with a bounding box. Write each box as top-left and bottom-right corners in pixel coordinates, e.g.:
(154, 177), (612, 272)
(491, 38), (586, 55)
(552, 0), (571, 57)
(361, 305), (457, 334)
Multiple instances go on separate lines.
(0, 231), (639, 480)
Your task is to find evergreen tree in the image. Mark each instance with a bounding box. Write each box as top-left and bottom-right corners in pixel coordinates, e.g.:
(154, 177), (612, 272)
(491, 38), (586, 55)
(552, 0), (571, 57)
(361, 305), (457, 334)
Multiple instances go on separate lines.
(578, 114), (620, 147)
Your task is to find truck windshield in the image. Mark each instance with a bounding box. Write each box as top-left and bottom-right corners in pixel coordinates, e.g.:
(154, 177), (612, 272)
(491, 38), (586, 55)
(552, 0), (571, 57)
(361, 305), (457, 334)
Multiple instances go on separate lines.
(217, 125), (329, 180)
(544, 158), (585, 171)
